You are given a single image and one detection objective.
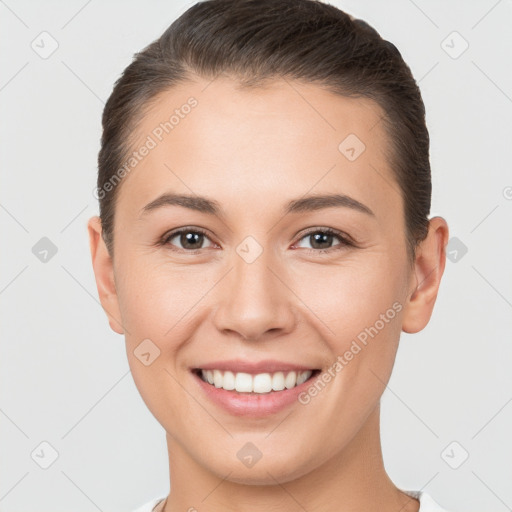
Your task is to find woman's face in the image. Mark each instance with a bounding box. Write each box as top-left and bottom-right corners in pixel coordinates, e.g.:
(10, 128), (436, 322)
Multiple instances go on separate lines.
(90, 76), (427, 484)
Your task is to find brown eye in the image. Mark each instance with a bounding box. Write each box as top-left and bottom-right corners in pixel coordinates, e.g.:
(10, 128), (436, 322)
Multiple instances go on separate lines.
(162, 228), (214, 252)
(295, 228), (353, 253)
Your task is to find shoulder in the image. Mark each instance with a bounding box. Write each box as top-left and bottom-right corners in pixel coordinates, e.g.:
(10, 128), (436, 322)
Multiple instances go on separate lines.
(401, 489), (456, 512)
(131, 496), (166, 512)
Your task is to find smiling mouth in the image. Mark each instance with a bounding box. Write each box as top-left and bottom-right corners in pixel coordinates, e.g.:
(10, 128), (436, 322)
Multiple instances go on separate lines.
(192, 368), (321, 394)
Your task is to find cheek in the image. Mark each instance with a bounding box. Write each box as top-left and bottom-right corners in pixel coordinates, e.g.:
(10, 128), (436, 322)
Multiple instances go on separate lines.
(291, 253), (405, 339)
(294, 263), (404, 442)
(290, 254), (406, 408)
(117, 258), (217, 340)
(116, 263), (208, 424)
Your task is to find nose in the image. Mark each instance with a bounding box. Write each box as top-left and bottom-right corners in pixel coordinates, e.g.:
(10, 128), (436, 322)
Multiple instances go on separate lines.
(212, 249), (298, 342)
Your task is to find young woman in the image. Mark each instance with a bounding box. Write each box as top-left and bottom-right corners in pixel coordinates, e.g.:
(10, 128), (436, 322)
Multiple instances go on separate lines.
(88, 1), (452, 510)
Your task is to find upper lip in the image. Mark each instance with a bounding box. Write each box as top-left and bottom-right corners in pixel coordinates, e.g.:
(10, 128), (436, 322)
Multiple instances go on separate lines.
(192, 359), (319, 375)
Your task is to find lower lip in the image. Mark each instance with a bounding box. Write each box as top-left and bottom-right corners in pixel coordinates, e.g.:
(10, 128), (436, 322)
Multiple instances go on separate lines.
(192, 370), (319, 417)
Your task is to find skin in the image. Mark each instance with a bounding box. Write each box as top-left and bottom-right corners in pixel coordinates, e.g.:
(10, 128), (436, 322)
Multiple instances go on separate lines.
(88, 74), (449, 512)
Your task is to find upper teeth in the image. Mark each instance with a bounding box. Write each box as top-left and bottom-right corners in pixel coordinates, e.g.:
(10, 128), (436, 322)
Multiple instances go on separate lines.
(200, 369), (313, 393)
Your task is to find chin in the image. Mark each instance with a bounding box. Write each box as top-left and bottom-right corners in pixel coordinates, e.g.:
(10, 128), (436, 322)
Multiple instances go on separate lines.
(205, 451), (317, 486)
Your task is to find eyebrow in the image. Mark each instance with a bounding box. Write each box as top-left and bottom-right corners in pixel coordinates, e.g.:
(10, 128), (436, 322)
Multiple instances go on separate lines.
(139, 192), (375, 218)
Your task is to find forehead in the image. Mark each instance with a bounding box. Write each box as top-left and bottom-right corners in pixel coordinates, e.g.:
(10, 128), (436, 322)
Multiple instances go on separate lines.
(116, 76), (400, 225)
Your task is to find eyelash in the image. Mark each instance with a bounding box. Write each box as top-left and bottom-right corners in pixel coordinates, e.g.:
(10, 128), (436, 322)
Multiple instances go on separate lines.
(158, 226), (355, 255)
(292, 227), (354, 254)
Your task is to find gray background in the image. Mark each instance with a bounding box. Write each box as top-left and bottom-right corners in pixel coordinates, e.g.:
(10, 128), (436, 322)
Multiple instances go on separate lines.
(1, 1), (511, 511)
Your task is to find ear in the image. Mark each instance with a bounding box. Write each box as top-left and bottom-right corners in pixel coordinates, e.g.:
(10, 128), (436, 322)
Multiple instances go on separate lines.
(402, 216), (450, 334)
(87, 216), (125, 335)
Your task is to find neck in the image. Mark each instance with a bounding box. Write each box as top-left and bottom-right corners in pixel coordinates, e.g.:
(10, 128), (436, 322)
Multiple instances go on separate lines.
(162, 403), (419, 512)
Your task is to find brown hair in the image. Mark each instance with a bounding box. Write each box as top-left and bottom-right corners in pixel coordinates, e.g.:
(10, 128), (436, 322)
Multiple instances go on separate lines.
(97, 0), (431, 265)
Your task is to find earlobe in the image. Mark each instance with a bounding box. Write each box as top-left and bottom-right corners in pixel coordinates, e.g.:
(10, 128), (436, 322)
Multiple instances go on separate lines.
(401, 216), (450, 334)
(87, 216), (125, 335)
